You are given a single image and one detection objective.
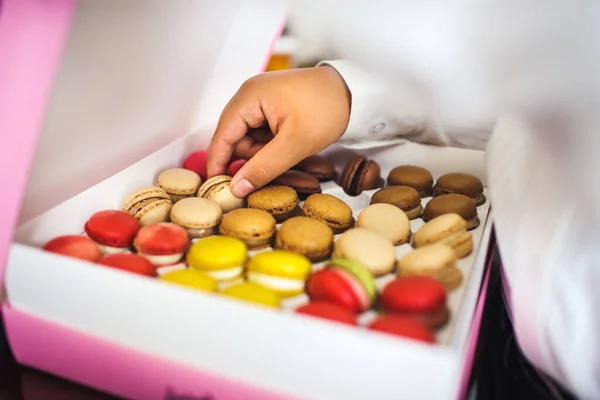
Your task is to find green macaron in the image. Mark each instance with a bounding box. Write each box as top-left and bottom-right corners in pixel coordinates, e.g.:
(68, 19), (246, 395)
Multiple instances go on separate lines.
(326, 258), (377, 302)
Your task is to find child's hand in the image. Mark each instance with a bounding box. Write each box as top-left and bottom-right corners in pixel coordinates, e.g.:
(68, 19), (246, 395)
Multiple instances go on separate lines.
(207, 66), (351, 197)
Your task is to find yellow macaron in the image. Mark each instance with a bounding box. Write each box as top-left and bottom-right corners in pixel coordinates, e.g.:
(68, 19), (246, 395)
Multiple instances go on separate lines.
(221, 282), (280, 308)
(246, 250), (312, 297)
(187, 236), (248, 282)
(160, 268), (217, 292)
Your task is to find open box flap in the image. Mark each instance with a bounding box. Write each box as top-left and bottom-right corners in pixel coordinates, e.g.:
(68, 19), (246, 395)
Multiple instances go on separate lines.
(0, 0), (287, 291)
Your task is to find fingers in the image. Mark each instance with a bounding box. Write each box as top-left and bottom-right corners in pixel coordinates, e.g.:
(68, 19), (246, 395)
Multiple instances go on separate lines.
(230, 128), (306, 197)
(233, 136), (267, 160)
(207, 97), (265, 177)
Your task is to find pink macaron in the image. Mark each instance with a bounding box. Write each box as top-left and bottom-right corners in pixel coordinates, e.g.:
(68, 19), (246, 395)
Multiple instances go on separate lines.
(183, 150), (209, 180)
(226, 159), (247, 176)
(84, 210), (140, 254)
(98, 253), (157, 277)
(43, 235), (102, 262)
(133, 222), (189, 266)
(368, 315), (436, 344)
(296, 301), (358, 326)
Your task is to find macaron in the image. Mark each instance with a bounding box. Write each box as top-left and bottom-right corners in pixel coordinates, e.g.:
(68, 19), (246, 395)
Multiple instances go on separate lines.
(247, 185), (299, 222)
(368, 315), (436, 343)
(219, 208), (276, 250)
(414, 213), (473, 258)
(169, 197), (222, 240)
(333, 228), (397, 277)
(423, 194), (479, 230)
(156, 168), (202, 203)
(84, 210), (140, 254)
(182, 150), (208, 180)
(221, 282), (280, 308)
(187, 236), (248, 282)
(340, 155), (381, 196)
(302, 193), (354, 234)
(387, 165), (433, 197)
(296, 301), (358, 326)
(43, 235), (102, 262)
(434, 172), (485, 206)
(275, 216), (334, 262)
(122, 186), (173, 226)
(246, 250), (312, 297)
(197, 175), (246, 213)
(370, 186), (423, 220)
(97, 253), (156, 277)
(226, 159), (247, 177)
(271, 170), (321, 200)
(307, 258), (377, 313)
(380, 276), (450, 330)
(293, 154), (336, 181)
(397, 245), (463, 291)
(356, 203), (411, 245)
(133, 222), (189, 266)
(160, 268), (217, 292)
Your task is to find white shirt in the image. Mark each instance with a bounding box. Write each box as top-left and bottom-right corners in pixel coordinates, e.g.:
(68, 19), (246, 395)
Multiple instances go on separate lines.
(304, 1), (600, 398)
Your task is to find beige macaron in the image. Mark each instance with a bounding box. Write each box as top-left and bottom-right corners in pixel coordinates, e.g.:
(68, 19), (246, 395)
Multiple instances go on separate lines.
(333, 228), (397, 276)
(398, 245), (462, 291)
(170, 197), (223, 239)
(219, 208), (276, 249)
(157, 168), (202, 202)
(413, 213), (473, 258)
(198, 175), (246, 213)
(122, 186), (173, 226)
(356, 203), (411, 245)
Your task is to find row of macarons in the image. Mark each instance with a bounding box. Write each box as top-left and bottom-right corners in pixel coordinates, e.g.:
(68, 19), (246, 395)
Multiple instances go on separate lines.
(42, 231), (447, 344)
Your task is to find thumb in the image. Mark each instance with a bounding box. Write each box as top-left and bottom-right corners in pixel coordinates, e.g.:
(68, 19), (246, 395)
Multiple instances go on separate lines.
(230, 130), (307, 197)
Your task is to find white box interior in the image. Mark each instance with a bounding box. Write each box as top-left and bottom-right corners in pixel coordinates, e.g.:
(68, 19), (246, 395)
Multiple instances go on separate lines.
(3, 2), (494, 399)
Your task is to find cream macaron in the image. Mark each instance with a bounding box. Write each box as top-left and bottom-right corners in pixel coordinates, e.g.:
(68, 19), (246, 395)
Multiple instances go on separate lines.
(197, 175), (245, 213)
(170, 197), (223, 240)
(156, 168), (202, 203)
(413, 213), (473, 258)
(333, 228), (397, 277)
(356, 203), (411, 245)
(122, 186), (173, 226)
(397, 245), (462, 291)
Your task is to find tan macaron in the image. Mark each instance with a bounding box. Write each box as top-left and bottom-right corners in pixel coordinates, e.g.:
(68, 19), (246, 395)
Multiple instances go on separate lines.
(333, 228), (397, 276)
(275, 216), (334, 262)
(356, 203), (411, 245)
(170, 197), (223, 240)
(413, 213), (473, 258)
(122, 186), (173, 226)
(302, 193), (354, 234)
(398, 245), (462, 291)
(157, 168), (202, 202)
(198, 175), (246, 213)
(219, 208), (276, 249)
(248, 185), (299, 222)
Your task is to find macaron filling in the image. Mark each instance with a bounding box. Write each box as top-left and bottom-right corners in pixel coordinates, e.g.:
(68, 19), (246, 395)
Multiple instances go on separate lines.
(247, 272), (305, 292)
(94, 242), (130, 255)
(138, 252), (184, 266)
(186, 226), (216, 239)
(206, 266), (244, 281)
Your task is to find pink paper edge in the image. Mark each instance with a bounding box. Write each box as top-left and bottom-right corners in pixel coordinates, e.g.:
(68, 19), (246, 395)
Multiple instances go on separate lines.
(0, 0), (76, 286)
(3, 304), (291, 400)
(456, 243), (495, 399)
(260, 16), (287, 71)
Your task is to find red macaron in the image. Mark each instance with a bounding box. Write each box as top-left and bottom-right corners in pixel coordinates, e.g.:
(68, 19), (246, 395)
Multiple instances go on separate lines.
(368, 315), (436, 344)
(43, 235), (102, 262)
(307, 269), (369, 313)
(182, 150), (209, 180)
(98, 253), (157, 277)
(133, 222), (189, 266)
(226, 159), (246, 176)
(380, 276), (450, 330)
(296, 301), (358, 326)
(84, 210), (140, 252)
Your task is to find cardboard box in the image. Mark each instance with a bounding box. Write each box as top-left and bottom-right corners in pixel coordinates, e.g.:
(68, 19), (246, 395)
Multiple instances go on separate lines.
(0, 1), (494, 399)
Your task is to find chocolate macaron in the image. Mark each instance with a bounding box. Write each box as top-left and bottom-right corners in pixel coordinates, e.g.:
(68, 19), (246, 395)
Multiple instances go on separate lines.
(423, 194), (479, 230)
(302, 193), (354, 234)
(387, 165), (433, 197)
(434, 172), (485, 206)
(247, 185), (299, 222)
(271, 170), (321, 200)
(340, 155), (381, 196)
(293, 154), (336, 181)
(370, 186), (423, 220)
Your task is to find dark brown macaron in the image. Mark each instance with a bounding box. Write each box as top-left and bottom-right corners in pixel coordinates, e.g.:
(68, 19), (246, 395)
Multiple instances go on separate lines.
(293, 155), (336, 181)
(370, 186), (423, 220)
(340, 155), (381, 196)
(423, 194), (479, 230)
(387, 165), (433, 197)
(434, 172), (485, 206)
(271, 170), (321, 200)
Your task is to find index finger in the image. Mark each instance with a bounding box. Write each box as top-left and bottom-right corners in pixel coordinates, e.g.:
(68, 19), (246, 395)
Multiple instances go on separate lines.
(207, 99), (266, 178)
